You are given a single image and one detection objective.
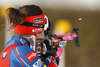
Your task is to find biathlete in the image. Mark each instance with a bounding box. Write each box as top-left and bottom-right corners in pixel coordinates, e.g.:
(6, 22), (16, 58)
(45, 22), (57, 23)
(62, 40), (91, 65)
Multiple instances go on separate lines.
(0, 5), (67, 67)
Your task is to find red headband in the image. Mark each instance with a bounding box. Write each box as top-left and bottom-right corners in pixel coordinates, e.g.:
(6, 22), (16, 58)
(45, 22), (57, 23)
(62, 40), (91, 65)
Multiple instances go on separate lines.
(14, 13), (46, 34)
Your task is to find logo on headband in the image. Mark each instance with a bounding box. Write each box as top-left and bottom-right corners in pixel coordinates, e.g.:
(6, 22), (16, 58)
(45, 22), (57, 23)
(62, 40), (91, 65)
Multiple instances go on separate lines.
(34, 17), (43, 23)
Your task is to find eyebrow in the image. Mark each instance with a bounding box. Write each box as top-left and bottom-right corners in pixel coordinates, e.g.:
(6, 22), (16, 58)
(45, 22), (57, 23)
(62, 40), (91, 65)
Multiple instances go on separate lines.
(37, 32), (42, 34)
(38, 31), (43, 34)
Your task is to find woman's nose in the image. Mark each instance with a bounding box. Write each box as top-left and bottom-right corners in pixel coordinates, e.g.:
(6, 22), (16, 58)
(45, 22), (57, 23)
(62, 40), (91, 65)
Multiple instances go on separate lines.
(36, 31), (44, 39)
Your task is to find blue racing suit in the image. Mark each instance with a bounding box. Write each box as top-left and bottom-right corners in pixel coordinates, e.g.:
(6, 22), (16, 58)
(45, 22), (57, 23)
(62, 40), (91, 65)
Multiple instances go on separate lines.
(0, 35), (58, 67)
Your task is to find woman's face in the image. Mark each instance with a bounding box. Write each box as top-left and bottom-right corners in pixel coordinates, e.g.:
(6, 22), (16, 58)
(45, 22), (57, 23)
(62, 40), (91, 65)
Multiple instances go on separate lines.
(36, 30), (44, 43)
(35, 30), (45, 55)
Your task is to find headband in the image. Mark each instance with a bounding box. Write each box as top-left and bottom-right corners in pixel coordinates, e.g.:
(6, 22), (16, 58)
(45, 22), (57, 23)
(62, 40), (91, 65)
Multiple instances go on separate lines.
(14, 14), (49, 34)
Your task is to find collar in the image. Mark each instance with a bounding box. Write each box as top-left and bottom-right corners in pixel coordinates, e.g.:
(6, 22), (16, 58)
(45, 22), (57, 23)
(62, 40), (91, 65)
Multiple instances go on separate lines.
(11, 35), (30, 46)
(5, 35), (30, 49)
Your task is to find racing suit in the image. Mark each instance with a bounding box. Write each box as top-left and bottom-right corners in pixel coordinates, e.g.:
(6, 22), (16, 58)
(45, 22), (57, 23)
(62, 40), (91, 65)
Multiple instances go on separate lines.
(0, 35), (58, 67)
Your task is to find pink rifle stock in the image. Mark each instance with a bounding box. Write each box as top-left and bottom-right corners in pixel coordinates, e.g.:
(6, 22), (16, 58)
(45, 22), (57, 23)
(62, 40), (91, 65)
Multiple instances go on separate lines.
(56, 33), (77, 57)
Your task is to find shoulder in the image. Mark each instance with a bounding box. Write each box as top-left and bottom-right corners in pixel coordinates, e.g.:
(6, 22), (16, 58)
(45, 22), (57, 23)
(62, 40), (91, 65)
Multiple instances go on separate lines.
(15, 45), (38, 62)
(16, 45), (34, 54)
(5, 40), (16, 48)
(10, 45), (44, 67)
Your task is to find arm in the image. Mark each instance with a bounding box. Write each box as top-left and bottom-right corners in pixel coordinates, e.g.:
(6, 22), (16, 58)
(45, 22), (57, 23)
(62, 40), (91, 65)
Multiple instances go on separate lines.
(10, 45), (59, 67)
(10, 45), (44, 67)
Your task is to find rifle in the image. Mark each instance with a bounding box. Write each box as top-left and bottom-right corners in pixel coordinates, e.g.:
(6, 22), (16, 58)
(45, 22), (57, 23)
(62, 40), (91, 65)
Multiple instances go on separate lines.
(46, 28), (80, 48)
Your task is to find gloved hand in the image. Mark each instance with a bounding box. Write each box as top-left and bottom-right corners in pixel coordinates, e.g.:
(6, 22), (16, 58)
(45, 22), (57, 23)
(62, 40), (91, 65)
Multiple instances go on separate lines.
(43, 36), (67, 58)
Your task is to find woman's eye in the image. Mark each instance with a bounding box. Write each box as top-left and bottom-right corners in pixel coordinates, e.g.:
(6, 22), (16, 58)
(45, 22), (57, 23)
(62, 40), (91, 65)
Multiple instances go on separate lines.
(38, 32), (42, 34)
